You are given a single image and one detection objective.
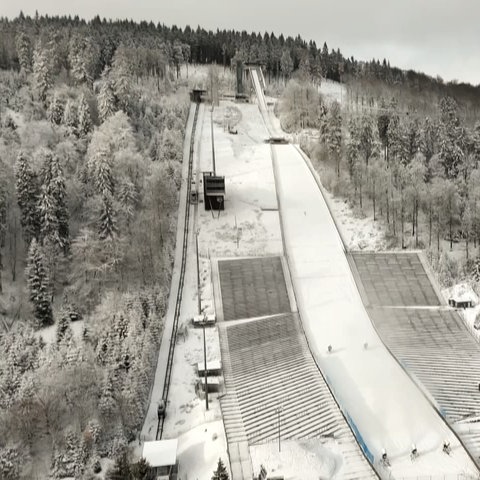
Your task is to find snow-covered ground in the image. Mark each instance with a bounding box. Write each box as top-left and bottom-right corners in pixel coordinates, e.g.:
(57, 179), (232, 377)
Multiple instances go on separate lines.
(140, 73), (480, 479)
(273, 143), (479, 477)
(319, 79), (347, 104)
(36, 319), (84, 344)
(139, 98), (283, 479)
(442, 282), (480, 341)
(250, 439), (344, 480)
(323, 191), (386, 251)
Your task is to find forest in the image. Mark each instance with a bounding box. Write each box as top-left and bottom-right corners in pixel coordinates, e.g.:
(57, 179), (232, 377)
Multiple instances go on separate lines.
(0, 12), (189, 480)
(278, 77), (480, 287)
(1, 9), (480, 479)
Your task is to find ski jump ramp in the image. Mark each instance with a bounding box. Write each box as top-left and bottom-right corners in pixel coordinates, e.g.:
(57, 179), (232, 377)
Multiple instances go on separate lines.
(272, 143), (479, 478)
(250, 68), (269, 122)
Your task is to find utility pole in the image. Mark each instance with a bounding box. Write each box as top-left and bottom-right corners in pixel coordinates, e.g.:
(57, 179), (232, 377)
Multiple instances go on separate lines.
(211, 108), (216, 175)
(203, 320), (209, 410)
(195, 230), (201, 314)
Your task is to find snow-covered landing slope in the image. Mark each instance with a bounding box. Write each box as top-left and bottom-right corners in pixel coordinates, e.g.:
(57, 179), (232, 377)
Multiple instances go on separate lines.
(272, 144), (479, 479)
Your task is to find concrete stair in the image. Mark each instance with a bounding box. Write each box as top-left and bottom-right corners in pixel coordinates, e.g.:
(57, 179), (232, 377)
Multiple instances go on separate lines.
(218, 313), (376, 480)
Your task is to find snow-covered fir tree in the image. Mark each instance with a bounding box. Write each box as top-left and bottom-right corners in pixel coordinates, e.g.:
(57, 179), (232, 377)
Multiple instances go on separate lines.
(48, 93), (64, 125)
(98, 193), (117, 240)
(40, 151), (70, 253)
(56, 307), (73, 344)
(32, 41), (52, 103)
(50, 428), (82, 479)
(0, 446), (20, 480)
(26, 239), (53, 328)
(99, 370), (117, 418)
(15, 152), (40, 245)
(77, 93), (92, 136)
(111, 47), (132, 112)
(212, 458), (229, 480)
(63, 99), (78, 137)
(38, 185), (59, 246)
(0, 179), (6, 293)
(98, 68), (116, 123)
(15, 30), (32, 73)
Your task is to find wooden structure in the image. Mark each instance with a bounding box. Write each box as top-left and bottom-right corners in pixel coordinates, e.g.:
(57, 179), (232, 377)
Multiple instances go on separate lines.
(197, 359), (222, 376)
(198, 376), (221, 392)
(203, 172), (225, 211)
(448, 298), (474, 309)
(192, 313), (216, 327)
(265, 136), (288, 144)
(142, 439), (178, 480)
(190, 89), (207, 103)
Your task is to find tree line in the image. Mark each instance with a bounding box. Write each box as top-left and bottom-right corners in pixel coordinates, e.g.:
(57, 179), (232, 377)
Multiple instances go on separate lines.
(280, 80), (480, 285)
(0, 11), (190, 478)
(1, 11), (480, 107)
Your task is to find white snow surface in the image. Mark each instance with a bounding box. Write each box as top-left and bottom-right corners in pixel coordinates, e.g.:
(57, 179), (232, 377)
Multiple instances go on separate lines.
(442, 283), (480, 341)
(272, 143), (479, 478)
(443, 282), (478, 305)
(250, 439), (344, 480)
(140, 80), (479, 479)
(323, 191), (386, 251)
(176, 421), (228, 480)
(318, 79), (347, 104)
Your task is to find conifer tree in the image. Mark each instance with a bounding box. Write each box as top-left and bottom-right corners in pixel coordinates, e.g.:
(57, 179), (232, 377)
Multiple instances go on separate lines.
(56, 307), (72, 344)
(40, 151), (70, 253)
(15, 30), (32, 73)
(0, 178), (6, 294)
(15, 152), (41, 245)
(212, 458), (229, 480)
(111, 47), (132, 112)
(0, 446), (20, 480)
(99, 193), (117, 240)
(280, 49), (293, 82)
(99, 371), (117, 418)
(38, 185), (59, 246)
(63, 99), (78, 136)
(48, 93), (64, 125)
(50, 429), (82, 479)
(98, 74), (117, 123)
(26, 239), (53, 328)
(106, 451), (131, 480)
(326, 101), (342, 176)
(33, 41), (52, 103)
(77, 93), (92, 136)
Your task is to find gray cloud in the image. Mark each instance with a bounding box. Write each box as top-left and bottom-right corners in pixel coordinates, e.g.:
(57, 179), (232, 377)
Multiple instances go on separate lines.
(2, 0), (479, 85)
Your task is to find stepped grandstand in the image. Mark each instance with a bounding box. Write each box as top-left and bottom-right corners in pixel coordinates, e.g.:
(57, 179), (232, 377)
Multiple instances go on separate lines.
(350, 251), (480, 464)
(215, 256), (377, 479)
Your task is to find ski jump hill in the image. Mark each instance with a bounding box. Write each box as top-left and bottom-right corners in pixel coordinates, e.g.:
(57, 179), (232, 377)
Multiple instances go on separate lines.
(245, 66), (480, 478)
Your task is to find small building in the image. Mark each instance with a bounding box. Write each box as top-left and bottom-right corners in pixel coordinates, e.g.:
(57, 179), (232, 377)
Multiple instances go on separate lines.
(449, 298), (474, 309)
(142, 439), (178, 480)
(197, 359), (222, 376)
(203, 172), (225, 211)
(192, 313), (216, 327)
(191, 89), (207, 103)
(198, 376), (221, 392)
(448, 287), (476, 309)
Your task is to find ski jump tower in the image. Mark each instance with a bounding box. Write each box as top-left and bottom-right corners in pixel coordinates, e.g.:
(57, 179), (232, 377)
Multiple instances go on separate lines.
(235, 62), (267, 102)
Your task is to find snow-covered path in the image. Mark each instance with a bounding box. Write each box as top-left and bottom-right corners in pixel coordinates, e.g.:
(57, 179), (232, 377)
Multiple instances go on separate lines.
(272, 144), (479, 478)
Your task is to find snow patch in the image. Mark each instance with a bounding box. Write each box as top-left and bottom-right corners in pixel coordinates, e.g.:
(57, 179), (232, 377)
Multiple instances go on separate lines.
(176, 421), (229, 480)
(323, 191), (386, 251)
(250, 439), (343, 480)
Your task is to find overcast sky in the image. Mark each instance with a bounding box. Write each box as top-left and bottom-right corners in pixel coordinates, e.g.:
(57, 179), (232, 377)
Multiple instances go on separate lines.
(2, 0), (480, 86)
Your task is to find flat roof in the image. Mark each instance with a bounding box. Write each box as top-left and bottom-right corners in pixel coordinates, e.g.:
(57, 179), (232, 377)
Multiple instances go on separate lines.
(197, 359), (222, 371)
(142, 439), (178, 468)
(205, 190), (225, 196)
